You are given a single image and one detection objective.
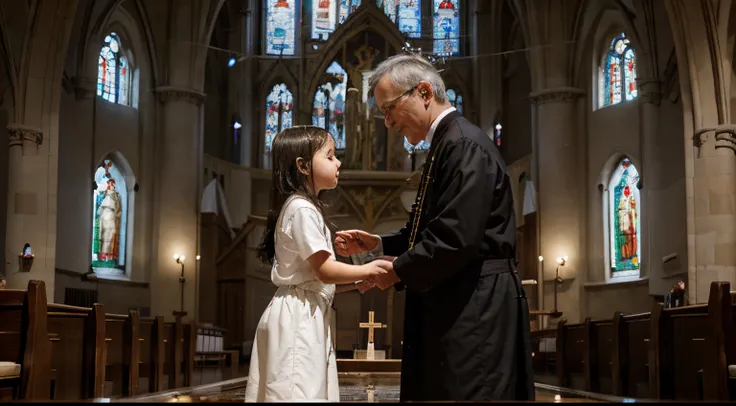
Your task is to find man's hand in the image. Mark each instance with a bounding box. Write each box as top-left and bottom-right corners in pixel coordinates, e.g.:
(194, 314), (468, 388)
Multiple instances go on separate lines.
(334, 230), (380, 257)
(372, 258), (401, 290)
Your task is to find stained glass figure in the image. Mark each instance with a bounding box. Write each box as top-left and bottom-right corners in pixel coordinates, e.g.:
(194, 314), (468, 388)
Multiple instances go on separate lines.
(265, 83), (294, 153)
(609, 158), (641, 275)
(92, 160), (128, 273)
(599, 33), (637, 107)
(312, 0), (337, 40)
(312, 62), (348, 149)
(433, 0), (459, 56)
(266, 0), (296, 55)
(97, 33), (132, 105)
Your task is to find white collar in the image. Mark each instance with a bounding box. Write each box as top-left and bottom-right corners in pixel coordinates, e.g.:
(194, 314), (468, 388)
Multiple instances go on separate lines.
(425, 106), (456, 145)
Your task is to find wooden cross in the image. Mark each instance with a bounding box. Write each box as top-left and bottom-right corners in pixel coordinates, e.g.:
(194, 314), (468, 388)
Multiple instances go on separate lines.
(359, 311), (386, 343)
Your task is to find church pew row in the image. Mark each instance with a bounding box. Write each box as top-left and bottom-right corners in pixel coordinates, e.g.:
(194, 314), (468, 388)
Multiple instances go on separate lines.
(534, 281), (736, 401)
(0, 280), (198, 401)
(0, 280), (50, 400)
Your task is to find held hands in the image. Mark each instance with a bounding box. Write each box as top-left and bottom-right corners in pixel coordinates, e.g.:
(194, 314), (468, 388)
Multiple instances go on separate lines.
(334, 230), (380, 257)
(357, 256), (401, 293)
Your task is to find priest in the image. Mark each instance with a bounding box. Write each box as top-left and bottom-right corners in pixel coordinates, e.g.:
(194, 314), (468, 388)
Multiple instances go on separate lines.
(335, 53), (535, 401)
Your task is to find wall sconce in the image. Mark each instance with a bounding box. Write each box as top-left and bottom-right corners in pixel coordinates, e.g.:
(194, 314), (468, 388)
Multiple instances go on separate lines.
(556, 256), (568, 266)
(195, 255), (201, 261)
(551, 255), (568, 317)
(173, 254), (187, 318)
(19, 243), (34, 272)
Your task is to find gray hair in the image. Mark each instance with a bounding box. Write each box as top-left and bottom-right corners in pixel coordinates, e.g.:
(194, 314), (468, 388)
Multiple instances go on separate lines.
(368, 54), (447, 103)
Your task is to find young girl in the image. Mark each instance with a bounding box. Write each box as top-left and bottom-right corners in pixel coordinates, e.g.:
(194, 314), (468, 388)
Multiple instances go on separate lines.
(244, 126), (390, 402)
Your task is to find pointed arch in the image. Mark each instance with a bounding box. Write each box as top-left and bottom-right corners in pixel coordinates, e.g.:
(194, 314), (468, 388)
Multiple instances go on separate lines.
(87, 0), (160, 92)
(313, 61), (348, 149)
(97, 32), (136, 106)
(305, 6), (406, 103)
(442, 67), (472, 111)
(265, 83), (294, 153)
(260, 61), (299, 167)
(596, 32), (638, 108)
(92, 151), (136, 277)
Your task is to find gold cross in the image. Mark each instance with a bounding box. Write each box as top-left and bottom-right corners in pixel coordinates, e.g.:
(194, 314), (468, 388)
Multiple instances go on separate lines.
(359, 311), (386, 343)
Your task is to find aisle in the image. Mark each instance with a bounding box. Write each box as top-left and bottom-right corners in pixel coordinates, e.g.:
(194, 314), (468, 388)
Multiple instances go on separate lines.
(123, 380), (624, 403)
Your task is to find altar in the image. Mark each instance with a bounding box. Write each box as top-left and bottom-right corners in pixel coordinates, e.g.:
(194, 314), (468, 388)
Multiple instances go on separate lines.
(337, 310), (402, 388)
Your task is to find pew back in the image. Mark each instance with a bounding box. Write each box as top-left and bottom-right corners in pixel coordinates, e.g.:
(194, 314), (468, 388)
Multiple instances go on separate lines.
(0, 281), (50, 400)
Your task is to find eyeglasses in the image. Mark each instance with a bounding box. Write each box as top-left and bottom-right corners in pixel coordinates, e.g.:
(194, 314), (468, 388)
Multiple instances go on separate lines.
(380, 85), (419, 115)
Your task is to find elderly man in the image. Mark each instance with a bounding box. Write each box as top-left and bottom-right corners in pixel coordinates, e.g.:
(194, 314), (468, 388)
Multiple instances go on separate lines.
(335, 54), (534, 401)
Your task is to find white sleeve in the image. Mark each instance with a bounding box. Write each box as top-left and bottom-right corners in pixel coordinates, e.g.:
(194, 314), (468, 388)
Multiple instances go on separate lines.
(289, 207), (332, 261)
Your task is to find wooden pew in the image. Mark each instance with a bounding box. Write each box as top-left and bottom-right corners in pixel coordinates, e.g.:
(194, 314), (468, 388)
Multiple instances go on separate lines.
(651, 297), (711, 400)
(0, 280), (50, 400)
(702, 281), (735, 400)
(103, 311), (140, 397)
(162, 320), (182, 390)
(183, 321), (197, 386)
(137, 316), (165, 394)
(556, 318), (591, 391)
(611, 311), (651, 398)
(530, 328), (557, 385)
(538, 281), (736, 402)
(46, 302), (106, 400)
(589, 318), (615, 394)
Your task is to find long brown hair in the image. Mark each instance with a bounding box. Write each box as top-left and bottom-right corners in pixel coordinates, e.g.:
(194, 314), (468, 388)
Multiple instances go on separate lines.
(256, 126), (334, 264)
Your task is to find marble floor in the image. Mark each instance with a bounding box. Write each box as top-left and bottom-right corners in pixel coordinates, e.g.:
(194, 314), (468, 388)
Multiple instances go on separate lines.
(123, 380), (639, 403)
(120, 364), (639, 403)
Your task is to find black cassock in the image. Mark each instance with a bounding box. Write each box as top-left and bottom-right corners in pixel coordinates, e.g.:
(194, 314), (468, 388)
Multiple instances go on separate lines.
(380, 111), (535, 401)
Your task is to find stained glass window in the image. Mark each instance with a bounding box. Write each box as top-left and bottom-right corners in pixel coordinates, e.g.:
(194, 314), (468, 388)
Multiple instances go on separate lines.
(339, 0), (362, 23)
(378, 0), (421, 38)
(266, 0), (296, 55)
(265, 83), (294, 154)
(494, 122), (502, 147)
(599, 33), (637, 108)
(313, 61), (348, 149)
(433, 0), (459, 56)
(312, 0), (338, 40)
(608, 158), (641, 277)
(315, 0), (419, 40)
(397, 0), (421, 38)
(97, 33), (133, 105)
(92, 160), (128, 274)
(447, 88), (463, 113)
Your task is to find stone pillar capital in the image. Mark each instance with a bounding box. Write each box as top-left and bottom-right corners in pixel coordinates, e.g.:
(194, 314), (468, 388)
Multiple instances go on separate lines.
(692, 124), (736, 155)
(71, 76), (96, 100)
(636, 77), (662, 105)
(155, 86), (206, 106)
(8, 124), (43, 149)
(529, 87), (585, 106)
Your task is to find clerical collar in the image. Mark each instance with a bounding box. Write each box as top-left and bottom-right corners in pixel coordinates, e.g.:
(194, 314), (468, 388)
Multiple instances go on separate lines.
(425, 106), (457, 145)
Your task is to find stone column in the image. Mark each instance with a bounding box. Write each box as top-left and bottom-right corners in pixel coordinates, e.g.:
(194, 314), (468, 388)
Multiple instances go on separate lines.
(152, 87), (205, 320)
(636, 78), (662, 290)
(689, 126), (736, 302)
(5, 125), (50, 294)
(530, 87), (585, 324)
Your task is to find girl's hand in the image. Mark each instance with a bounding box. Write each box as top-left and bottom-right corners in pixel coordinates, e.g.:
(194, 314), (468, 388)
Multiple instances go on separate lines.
(360, 260), (390, 279)
(334, 230), (380, 256)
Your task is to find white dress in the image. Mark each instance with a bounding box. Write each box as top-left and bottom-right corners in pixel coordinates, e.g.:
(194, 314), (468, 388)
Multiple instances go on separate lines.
(244, 195), (339, 402)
